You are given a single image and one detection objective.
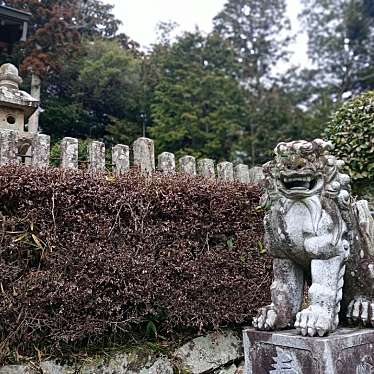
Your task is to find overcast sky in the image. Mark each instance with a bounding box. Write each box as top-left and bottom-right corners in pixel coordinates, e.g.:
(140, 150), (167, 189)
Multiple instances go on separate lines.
(103, 0), (309, 67)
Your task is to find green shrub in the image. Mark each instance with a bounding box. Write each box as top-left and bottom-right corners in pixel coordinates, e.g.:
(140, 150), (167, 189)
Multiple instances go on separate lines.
(325, 91), (374, 196)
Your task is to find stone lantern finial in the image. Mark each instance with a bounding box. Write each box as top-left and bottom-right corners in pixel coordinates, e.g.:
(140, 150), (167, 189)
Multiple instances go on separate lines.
(0, 63), (23, 89)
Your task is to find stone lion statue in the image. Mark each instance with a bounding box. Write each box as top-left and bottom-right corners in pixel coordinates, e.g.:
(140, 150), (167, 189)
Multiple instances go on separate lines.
(253, 139), (374, 337)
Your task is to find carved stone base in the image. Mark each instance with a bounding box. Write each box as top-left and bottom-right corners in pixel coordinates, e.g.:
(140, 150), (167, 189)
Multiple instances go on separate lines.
(243, 327), (374, 373)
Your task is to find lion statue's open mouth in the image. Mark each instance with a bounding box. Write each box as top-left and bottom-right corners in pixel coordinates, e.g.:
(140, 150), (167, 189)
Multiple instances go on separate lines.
(279, 172), (323, 198)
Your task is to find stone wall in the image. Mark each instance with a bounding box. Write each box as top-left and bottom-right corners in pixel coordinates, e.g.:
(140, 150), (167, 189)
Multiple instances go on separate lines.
(0, 330), (244, 374)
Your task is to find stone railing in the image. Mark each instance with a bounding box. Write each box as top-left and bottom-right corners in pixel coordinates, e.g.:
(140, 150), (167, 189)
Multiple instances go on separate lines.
(0, 129), (264, 183)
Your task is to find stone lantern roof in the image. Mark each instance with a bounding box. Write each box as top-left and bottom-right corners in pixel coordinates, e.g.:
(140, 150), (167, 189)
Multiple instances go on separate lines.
(0, 63), (39, 120)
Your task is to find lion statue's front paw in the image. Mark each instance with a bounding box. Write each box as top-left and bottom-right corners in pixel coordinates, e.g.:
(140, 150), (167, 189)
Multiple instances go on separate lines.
(252, 304), (281, 331)
(294, 305), (336, 337)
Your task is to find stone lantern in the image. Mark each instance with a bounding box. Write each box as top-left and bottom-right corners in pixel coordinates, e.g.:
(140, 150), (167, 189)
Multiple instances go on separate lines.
(0, 63), (39, 154)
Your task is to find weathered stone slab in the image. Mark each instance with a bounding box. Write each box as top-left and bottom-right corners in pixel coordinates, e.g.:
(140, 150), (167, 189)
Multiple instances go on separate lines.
(133, 137), (155, 174)
(179, 155), (196, 176)
(13, 354), (174, 374)
(32, 133), (50, 167)
(112, 144), (129, 176)
(197, 158), (215, 179)
(88, 141), (105, 171)
(0, 129), (18, 165)
(174, 330), (243, 373)
(0, 330), (243, 374)
(248, 166), (264, 183)
(39, 361), (68, 374)
(60, 137), (78, 169)
(217, 161), (234, 181)
(234, 164), (249, 183)
(158, 152), (175, 174)
(244, 327), (374, 374)
(148, 358), (174, 374)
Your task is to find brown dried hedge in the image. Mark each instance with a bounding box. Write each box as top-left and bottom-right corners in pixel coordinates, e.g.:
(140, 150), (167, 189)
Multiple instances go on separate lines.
(0, 166), (271, 357)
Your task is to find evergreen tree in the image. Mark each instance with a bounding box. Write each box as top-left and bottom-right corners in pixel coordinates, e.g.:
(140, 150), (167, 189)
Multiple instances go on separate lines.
(148, 31), (249, 160)
(300, 0), (374, 96)
(237, 82), (322, 165)
(42, 39), (143, 142)
(213, 0), (291, 85)
(213, 0), (294, 165)
(77, 0), (121, 38)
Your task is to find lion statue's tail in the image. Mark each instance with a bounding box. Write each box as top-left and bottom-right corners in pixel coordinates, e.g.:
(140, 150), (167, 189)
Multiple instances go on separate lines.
(344, 200), (374, 325)
(354, 200), (374, 256)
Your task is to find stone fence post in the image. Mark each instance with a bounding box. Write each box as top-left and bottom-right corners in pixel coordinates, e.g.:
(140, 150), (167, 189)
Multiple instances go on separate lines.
(234, 164), (250, 183)
(88, 141), (105, 171)
(32, 134), (50, 167)
(198, 158), (215, 179)
(248, 166), (264, 183)
(158, 152), (176, 174)
(179, 155), (196, 176)
(0, 129), (18, 165)
(60, 137), (78, 169)
(217, 161), (234, 181)
(112, 144), (129, 176)
(133, 137), (155, 174)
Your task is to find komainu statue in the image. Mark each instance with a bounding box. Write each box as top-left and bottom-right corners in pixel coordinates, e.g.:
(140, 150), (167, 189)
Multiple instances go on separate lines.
(253, 139), (374, 337)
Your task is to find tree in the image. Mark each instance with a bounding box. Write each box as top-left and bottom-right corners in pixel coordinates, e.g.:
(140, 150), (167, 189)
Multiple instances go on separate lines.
(41, 39), (144, 143)
(2, 0), (80, 76)
(296, 0), (374, 162)
(77, 0), (121, 38)
(237, 82), (325, 165)
(148, 31), (249, 160)
(278, 67), (338, 143)
(213, 0), (291, 85)
(300, 0), (374, 96)
(0, 1), (144, 142)
(1, 0), (121, 76)
(213, 0), (293, 164)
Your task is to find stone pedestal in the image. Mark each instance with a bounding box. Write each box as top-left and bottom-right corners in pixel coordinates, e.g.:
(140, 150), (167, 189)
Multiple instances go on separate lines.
(243, 327), (374, 373)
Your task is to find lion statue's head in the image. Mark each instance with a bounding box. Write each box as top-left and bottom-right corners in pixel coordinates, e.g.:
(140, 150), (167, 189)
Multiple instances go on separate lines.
(262, 139), (351, 206)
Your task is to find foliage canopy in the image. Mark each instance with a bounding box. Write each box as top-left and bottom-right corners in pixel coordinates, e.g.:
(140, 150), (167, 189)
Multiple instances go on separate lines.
(326, 91), (374, 193)
(1, 0), (121, 75)
(2, 0), (374, 170)
(149, 31), (249, 160)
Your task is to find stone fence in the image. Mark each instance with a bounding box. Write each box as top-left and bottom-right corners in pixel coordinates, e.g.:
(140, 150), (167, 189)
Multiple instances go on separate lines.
(0, 63), (263, 183)
(0, 129), (264, 183)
